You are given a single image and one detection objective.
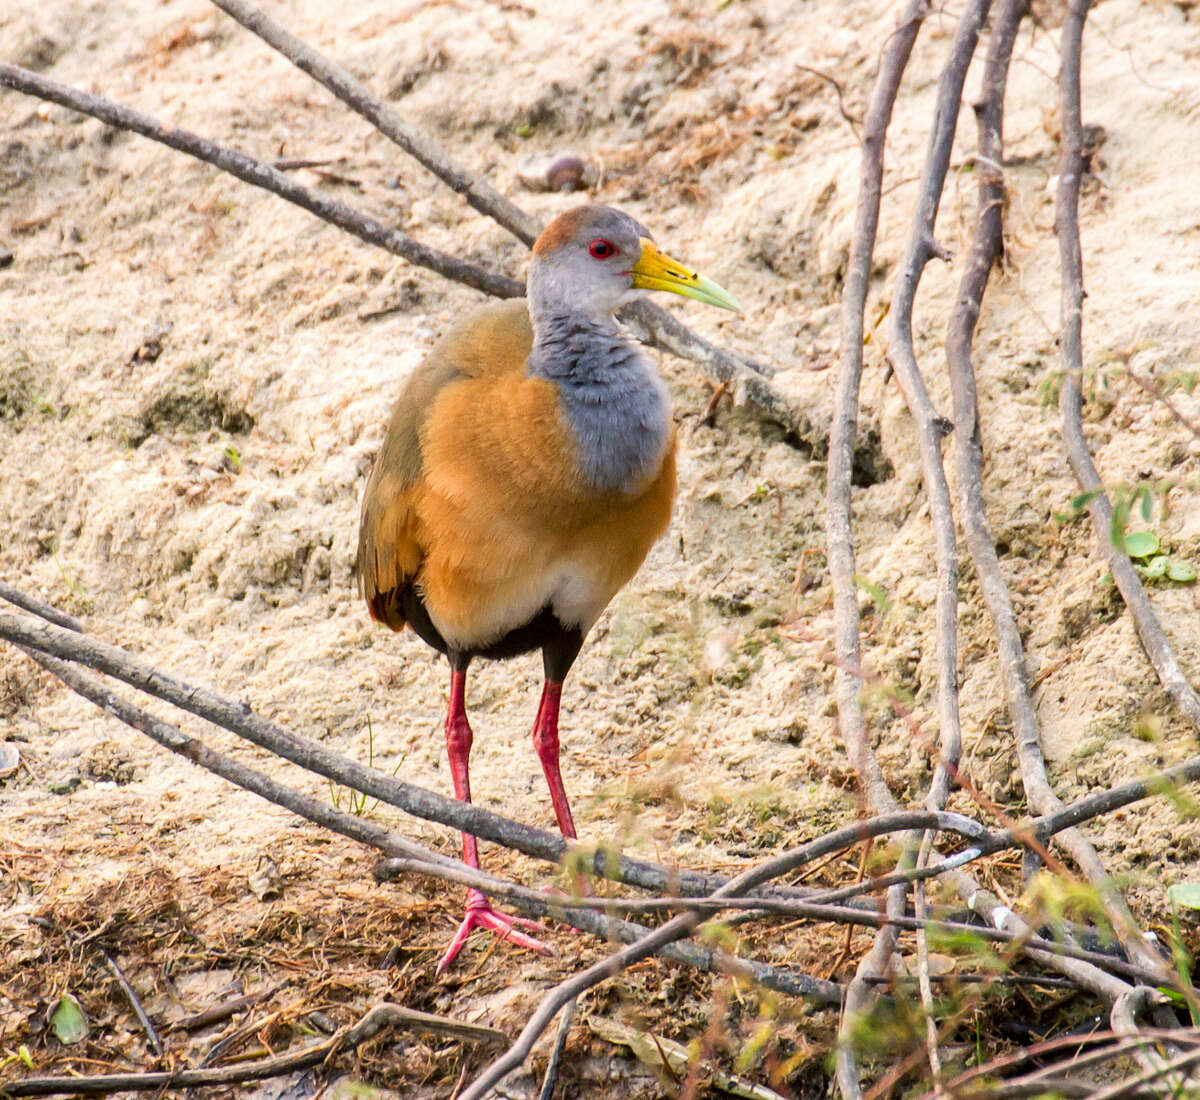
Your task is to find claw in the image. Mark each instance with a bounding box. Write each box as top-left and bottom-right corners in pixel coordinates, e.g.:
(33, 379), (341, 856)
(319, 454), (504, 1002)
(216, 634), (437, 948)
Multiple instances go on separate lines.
(436, 889), (552, 973)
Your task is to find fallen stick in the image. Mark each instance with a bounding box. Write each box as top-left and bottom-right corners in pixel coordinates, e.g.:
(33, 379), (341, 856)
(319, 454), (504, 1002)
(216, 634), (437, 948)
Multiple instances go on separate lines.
(1, 1001), (507, 1098)
(1052, 0), (1189, 981)
(0, 62), (520, 298)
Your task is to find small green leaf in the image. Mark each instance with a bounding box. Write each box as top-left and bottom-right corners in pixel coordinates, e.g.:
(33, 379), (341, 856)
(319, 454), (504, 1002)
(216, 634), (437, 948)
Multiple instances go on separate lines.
(1071, 489), (1103, 511)
(1169, 883), (1200, 911)
(1139, 487), (1153, 521)
(1123, 530), (1160, 559)
(50, 994), (89, 1044)
(854, 576), (891, 614)
(1167, 560), (1197, 583)
(1137, 555), (1168, 579)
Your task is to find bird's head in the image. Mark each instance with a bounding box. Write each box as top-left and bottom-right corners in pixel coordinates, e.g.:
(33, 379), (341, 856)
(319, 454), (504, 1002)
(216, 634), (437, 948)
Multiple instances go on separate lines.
(527, 204), (740, 321)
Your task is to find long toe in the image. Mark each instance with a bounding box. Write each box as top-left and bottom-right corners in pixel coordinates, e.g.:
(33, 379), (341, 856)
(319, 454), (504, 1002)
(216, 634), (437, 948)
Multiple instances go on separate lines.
(436, 891), (553, 973)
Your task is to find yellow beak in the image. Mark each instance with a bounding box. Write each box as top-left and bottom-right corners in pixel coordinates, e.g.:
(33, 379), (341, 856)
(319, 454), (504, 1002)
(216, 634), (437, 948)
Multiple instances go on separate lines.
(630, 239), (741, 312)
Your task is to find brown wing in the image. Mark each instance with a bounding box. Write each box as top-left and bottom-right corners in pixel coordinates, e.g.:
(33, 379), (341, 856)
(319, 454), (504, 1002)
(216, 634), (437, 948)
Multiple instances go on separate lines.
(355, 299), (534, 631)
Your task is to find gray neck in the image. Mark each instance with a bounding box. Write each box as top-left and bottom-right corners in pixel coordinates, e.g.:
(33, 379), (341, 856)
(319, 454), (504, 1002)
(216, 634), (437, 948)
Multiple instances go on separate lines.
(527, 309), (671, 493)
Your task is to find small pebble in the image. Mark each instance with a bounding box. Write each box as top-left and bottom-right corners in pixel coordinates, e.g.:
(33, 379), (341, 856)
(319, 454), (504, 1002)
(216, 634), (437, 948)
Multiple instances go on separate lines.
(546, 155), (587, 192)
(0, 742), (19, 778)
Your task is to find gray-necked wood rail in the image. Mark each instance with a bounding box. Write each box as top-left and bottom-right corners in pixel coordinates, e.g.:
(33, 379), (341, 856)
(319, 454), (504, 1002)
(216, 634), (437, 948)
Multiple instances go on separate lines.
(356, 204), (739, 970)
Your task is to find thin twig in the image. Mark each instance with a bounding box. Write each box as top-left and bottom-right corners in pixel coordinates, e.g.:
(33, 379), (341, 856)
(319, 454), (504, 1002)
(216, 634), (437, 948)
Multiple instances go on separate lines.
(1123, 367), (1200, 441)
(916, 1028), (1200, 1100)
(379, 856), (1166, 986)
(1054, 10), (1200, 738)
(207, 0), (541, 246)
(827, 0), (927, 814)
(98, 948), (163, 1058)
(2, 1002), (506, 1097)
(947, 0), (1166, 985)
(1053, 0), (1200, 979)
(837, 882), (907, 1100)
(1088, 1045), (1200, 1100)
(913, 834), (942, 1092)
(168, 984), (285, 1033)
(1110, 986), (1190, 1093)
(0, 582), (84, 633)
(824, 13), (932, 1090)
(459, 847), (832, 1100)
(888, 0), (991, 812)
(836, 5), (990, 1094)
(944, 0), (1044, 886)
(16, 644), (449, 869)
(795, 64), (863, 142)
(0, 63), (520, 299)
(536, 998), (576, 1100)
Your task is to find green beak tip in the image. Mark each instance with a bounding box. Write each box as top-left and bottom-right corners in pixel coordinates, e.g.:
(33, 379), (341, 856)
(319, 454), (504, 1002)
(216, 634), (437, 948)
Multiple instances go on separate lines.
(684, 274), (741, 313)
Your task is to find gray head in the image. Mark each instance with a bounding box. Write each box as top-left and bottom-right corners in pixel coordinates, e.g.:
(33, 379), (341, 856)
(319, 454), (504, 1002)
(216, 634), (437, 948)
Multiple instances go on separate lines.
(526, 204), (740, 324)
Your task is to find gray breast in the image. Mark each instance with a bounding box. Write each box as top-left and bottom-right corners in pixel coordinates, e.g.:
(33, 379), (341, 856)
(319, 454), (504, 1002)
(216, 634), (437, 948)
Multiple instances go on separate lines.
(527, 315), (671, 494)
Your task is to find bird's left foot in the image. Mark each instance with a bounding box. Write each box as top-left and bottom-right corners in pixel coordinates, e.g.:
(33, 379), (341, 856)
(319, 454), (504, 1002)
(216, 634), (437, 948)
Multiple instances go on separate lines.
(436, 889), (552, 973)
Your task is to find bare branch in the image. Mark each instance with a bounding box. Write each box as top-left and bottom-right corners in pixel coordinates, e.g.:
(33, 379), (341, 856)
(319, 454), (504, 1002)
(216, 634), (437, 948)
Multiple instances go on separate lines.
(1053, 0), (1200, 984)
(0, 63), (521, 298)
(1110, 986), (1192, 1093)
(835, 6), (992, 1093)
(918, 1028), (1200, 1100)
(1123, 367), (1200, 439)
(3, 1001), (506, 1097)
(0, 605), (990, 910)
(827, 0), (928, 813)
(97, 947), (163, 1058)
(536, 998), (576, 1100)
(460, 849), (839, 1100)
(836, 883), (907, 1100)
(16, 645), (450, 868)
(0, 581), (84, 633)
(1054, 7), (1200, 733)
(208, 0), (542, 247)
(0, 59), (793, 441)
(888, 0), (991, 810)
(10, 594), (1176, 1000)
(946, 0), (1167, 985)
(1123, 367), (1200, 441)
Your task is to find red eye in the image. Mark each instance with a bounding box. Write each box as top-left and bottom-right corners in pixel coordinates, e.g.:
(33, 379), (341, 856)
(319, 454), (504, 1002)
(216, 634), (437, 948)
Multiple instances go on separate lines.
(588, 238), (616, 259)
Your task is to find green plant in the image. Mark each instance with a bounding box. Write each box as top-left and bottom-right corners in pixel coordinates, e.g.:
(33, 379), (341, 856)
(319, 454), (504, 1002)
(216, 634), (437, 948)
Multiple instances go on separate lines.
(328, 717), (404, 817)
(1123, 529), (1196, 583)
(1164, 886), (1200, 1026)
(50, 544), (92, 610)
(0, 1045), (35, 1072)
(1068, 484), (1197, 583)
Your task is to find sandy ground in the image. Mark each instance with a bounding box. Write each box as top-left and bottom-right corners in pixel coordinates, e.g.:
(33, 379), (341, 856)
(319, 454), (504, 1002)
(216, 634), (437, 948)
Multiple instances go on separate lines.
(3, 0), (1200, 1094)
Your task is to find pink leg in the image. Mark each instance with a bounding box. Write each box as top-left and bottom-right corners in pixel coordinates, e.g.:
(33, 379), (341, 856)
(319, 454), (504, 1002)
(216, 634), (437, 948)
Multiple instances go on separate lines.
(531, 680), (578, 839)
(532, 680), (595, 904)
(437, 666), (550, 973)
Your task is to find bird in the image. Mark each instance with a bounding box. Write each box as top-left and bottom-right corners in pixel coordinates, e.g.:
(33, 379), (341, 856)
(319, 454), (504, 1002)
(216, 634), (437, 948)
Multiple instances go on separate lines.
(356, 204), (739, 971)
